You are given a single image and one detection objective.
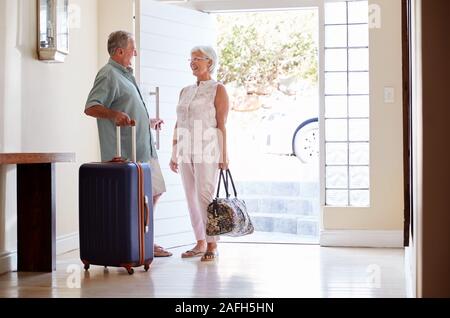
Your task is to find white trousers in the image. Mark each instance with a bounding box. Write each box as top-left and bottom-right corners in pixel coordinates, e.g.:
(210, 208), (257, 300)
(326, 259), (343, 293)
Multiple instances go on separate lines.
(179, 162), (220, 243)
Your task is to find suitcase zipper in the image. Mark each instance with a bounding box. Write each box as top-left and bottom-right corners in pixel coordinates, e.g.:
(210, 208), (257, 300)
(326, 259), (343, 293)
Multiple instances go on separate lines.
(136, 163), (145, 266)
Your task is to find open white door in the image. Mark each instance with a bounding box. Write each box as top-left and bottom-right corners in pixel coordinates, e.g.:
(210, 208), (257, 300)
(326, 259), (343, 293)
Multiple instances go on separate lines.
(135, 0), (216, 248)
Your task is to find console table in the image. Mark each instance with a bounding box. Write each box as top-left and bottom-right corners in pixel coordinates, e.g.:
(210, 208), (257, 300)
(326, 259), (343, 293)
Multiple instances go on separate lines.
(0, 153), (76, 272)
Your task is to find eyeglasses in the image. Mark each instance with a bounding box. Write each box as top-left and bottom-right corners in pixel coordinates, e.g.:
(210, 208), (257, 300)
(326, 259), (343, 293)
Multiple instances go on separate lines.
(188, 57), (210, 62)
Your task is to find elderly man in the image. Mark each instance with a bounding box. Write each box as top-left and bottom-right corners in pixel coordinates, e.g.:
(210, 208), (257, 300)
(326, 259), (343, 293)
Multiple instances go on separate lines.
(84, 30), (172, 257)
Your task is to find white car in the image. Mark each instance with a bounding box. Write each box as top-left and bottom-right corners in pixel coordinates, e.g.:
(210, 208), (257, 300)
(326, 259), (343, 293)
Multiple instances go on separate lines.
(254, 108), (319, 164)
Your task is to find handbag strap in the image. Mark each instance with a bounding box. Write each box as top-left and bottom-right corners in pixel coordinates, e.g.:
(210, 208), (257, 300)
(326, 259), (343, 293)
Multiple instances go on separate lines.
(225, 169), (238, 197)
(215, 169), (238, 199)
(216, 169), (230, 198)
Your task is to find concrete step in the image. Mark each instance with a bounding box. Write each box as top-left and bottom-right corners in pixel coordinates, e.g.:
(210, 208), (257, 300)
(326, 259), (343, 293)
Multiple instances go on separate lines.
(236, 181), (319, 198)
(250, 213), (319, 237)
(242, 195), (319, 216)
(221, 231), (319, 244)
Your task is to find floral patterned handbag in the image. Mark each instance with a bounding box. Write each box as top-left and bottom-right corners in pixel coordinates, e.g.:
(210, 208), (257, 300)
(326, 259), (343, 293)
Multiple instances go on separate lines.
(206, 169), (254, 237)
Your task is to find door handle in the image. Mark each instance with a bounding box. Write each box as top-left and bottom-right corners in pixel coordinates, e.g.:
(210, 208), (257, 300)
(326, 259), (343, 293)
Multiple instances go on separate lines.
(149, 87), (160, 150)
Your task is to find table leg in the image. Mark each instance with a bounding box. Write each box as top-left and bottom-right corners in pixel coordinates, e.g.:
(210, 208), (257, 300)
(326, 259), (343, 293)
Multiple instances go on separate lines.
(17, 163), (55, 272)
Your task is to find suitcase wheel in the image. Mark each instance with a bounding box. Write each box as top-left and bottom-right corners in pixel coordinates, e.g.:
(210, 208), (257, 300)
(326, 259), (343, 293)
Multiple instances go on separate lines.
(122, 264), (134, 275)
(81, 260), (90, 271)
(144, 264), (150, 272)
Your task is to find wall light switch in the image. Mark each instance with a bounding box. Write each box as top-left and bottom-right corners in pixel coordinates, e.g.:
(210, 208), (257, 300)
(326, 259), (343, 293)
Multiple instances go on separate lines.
(384, 87), (395, 103)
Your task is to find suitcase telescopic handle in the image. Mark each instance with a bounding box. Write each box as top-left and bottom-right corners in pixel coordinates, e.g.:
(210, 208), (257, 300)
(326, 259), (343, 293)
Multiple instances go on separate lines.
(115, 120), (137, 162)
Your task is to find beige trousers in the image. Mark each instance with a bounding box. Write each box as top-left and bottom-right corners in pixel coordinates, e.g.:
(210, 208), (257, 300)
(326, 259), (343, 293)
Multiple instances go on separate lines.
(179, 162), (220, 243)
(148, 158), (166, 196)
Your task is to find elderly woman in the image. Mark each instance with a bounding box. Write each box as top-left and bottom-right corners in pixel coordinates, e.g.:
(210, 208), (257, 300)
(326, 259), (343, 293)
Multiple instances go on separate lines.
(169, 46), (229, 261)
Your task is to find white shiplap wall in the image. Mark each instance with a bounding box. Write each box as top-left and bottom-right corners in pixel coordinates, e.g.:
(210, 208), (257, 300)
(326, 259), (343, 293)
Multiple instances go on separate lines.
(136, 0), (216, 248)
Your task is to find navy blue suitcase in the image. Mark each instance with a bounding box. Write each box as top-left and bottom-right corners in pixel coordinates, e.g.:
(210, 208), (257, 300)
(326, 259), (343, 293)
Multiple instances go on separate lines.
(79, 124), (153, 274)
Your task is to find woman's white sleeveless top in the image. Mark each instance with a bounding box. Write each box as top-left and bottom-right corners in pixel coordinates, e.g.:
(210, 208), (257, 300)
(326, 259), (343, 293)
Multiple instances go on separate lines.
(176, 79), (221, 161)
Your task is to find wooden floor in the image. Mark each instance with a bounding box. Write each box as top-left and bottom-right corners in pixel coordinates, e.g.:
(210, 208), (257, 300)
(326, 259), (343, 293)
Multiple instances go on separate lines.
(0, 243), (406, 298)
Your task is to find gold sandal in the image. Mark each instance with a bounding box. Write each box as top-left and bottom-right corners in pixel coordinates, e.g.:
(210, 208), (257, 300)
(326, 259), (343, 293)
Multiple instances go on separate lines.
(200, 251), (218, 262)
(181, 249), (205, 258)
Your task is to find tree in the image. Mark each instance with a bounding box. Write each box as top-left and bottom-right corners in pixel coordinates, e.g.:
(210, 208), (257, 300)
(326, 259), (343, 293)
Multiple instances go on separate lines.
(217, 11), (318, 95)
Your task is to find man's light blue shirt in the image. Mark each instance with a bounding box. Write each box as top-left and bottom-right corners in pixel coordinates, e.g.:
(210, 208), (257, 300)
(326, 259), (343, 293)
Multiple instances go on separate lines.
(86, 58), (157, 161)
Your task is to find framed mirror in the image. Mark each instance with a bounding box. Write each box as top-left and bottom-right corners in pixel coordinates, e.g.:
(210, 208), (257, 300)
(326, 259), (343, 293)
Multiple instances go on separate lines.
(37, 0), (69, 62)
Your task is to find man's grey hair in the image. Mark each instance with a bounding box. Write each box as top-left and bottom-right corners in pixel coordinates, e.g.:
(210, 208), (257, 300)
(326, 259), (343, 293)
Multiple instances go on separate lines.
(108, 31), (134, 56)
(191, 46), (218, 74)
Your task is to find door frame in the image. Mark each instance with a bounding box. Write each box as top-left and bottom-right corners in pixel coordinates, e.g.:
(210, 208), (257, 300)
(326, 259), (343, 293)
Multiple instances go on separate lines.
(161, 0), (327, 216)
(402, 0), (412, 247)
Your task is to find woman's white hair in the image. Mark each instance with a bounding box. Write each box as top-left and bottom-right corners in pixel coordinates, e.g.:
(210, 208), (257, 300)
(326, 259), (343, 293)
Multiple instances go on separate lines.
(191, 46), (218, 74)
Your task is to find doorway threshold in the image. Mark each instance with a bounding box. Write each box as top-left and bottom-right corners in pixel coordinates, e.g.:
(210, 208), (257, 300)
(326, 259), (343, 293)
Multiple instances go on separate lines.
(220, 231), (319, 245)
